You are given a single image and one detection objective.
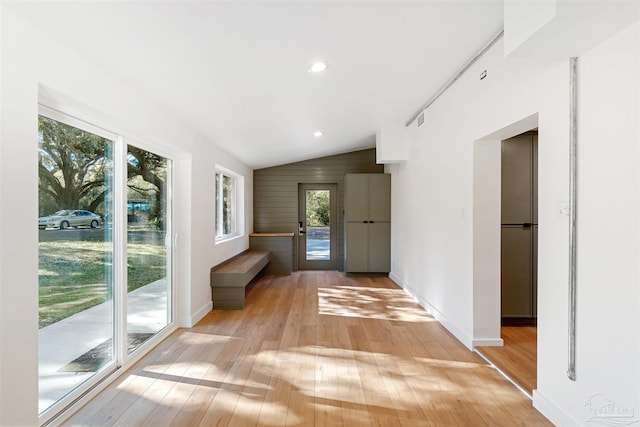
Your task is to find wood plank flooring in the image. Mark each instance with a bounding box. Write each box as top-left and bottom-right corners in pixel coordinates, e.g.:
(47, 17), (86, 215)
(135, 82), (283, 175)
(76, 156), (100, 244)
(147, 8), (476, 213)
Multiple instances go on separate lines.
(63, 272), (551, 426)
(476, 326), (538, 396)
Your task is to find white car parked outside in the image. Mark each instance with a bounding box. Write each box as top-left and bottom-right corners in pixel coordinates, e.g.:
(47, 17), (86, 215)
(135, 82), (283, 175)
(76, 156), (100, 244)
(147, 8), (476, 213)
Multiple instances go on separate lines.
(38, 210), (101, 230)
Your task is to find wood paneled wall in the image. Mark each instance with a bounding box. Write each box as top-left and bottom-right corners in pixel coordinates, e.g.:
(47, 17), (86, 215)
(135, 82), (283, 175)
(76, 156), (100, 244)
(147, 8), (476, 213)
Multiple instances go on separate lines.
(249, 234), (294, 275)
(253, 149), (383, 271)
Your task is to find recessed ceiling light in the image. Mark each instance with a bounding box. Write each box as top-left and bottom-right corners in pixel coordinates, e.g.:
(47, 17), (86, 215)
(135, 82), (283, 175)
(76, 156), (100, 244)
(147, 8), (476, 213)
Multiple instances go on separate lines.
(313, 130), (323, 138)
(308, 61), (328, 73)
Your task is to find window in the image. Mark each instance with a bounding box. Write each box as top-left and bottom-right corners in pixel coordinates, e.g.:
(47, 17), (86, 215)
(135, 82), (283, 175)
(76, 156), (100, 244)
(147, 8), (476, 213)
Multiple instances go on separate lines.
(215, 167), (241, 241)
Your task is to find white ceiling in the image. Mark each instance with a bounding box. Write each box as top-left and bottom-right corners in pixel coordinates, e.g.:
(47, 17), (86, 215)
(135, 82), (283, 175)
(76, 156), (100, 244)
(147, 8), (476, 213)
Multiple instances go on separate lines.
(7, 1), (504, 168)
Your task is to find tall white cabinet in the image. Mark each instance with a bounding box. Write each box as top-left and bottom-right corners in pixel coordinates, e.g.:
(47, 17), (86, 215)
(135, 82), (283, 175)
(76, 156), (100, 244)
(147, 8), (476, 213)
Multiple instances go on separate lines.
(345, 173), (391, 273)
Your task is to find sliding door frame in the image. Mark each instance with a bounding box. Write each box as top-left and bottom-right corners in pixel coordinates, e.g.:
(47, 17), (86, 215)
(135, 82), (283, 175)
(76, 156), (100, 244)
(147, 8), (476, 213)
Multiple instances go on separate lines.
(37, 105), (177, 426)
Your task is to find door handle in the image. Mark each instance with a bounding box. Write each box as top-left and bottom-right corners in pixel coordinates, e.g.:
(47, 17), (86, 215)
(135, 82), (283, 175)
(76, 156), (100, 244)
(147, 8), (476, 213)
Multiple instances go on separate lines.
(299, 221), (306, 234)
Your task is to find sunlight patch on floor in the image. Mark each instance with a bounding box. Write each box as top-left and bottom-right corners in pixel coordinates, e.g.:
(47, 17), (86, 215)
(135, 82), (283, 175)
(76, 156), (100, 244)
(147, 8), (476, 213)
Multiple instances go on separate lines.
(318, 286), (435, 322)
(227, 345), (492, 414)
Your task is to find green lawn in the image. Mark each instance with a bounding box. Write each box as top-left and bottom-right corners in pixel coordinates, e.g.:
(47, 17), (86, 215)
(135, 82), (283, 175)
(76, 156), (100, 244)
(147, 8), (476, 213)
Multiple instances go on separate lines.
(39, 239), (166, 328)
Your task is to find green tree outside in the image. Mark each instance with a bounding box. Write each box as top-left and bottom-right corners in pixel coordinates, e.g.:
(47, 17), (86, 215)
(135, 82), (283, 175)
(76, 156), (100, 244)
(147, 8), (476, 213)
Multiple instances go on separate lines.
(306, 190), (330, 226)
(39, 116), (167, 227)
(38, 116), (111, 216)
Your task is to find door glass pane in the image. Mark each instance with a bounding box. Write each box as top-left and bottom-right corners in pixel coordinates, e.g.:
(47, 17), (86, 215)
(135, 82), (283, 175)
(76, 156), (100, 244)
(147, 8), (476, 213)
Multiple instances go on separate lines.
(38, 115), (114, 413)
(305, 189), (330, 260)
(126, 145), (171, 354)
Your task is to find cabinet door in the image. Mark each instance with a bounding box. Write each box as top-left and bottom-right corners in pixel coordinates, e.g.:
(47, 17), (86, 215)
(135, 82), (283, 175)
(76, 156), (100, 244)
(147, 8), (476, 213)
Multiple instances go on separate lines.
(501, 134), (532, 224)
(368, 174), (391, 222)
(346, 222), (369, 272)
(345, 174), (369, 222)
(532, 224), (538, 318)
(501, 226), (533, 317)
(532, 134), (538, 224)
(368, 222), (390, 272)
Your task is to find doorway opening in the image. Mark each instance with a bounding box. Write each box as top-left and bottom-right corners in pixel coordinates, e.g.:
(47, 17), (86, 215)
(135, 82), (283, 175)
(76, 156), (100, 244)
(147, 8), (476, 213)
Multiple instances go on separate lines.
(475, 128), (539, 397)
(298, 184), (337, 270)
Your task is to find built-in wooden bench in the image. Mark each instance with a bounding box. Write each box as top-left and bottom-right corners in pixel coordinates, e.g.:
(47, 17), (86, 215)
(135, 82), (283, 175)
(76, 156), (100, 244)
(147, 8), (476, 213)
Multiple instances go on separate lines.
(210, 250), (270, 309)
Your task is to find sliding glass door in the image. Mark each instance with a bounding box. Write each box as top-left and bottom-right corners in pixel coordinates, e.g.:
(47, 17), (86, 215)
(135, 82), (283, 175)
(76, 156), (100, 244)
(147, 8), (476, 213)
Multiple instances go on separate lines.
(38, 109), (173, 418)
(38, 112), (116, 413)
(126, 145), (171, 354)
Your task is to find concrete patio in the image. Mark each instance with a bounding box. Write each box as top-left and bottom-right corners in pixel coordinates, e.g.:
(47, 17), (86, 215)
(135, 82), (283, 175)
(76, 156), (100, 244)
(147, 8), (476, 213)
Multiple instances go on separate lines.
(38, 278), (169, 413)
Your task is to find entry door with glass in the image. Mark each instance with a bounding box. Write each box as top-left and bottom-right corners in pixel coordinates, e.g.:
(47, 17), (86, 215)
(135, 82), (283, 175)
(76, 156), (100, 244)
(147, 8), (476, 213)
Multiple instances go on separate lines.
(298, 184), (337, 270)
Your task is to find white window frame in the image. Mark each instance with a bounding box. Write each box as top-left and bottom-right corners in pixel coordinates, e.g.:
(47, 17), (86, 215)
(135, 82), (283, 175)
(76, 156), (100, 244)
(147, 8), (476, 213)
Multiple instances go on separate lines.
(215, 165), (243, 243)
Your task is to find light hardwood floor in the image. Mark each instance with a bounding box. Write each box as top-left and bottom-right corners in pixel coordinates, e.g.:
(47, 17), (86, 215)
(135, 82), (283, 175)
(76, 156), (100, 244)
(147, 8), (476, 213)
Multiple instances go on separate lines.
(63, 272), (551, 426)
(476, 326), (538, 396)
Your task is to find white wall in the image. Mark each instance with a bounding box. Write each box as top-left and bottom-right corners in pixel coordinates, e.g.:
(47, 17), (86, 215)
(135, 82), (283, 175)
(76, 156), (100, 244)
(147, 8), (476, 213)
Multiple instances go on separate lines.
(0, 1), (4, 421)
(472, 138), (502, 346)
(0, 8), (252, 425)
(534, 23), (639, 425)
(388, 19), (639, 427)
(389, 39), (568, 349)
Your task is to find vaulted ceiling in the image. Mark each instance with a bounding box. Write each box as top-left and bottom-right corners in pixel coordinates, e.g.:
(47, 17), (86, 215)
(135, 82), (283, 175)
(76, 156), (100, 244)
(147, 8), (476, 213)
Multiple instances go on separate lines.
(7, 1), (504, 168)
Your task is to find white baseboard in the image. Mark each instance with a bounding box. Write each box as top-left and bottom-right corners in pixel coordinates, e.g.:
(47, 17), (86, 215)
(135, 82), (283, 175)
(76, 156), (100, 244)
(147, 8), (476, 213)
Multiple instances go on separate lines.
(181, 301), (212, 328)
(388, 272), (403, 286)
(472, 338), (504, 347)
(420, 297), (474, 350)
(533, 389), (580, 426)
(389, 272), (474, 350)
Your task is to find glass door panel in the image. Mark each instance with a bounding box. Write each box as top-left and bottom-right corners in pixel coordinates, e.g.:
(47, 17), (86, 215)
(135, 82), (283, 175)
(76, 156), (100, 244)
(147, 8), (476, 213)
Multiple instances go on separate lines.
(38, 114), (115, 414)
(305, 190), (330, 260)
(298, 184), (337, 270)
(126, 145), (171, 354)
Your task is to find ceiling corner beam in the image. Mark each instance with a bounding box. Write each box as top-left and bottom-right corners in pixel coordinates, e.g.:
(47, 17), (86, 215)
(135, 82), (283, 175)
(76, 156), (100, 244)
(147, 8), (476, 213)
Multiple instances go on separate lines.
(405, 28), (504, 127)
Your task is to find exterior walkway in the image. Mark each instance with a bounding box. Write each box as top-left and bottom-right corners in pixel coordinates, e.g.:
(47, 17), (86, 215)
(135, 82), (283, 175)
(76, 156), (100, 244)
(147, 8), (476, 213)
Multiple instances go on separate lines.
(38, 278), (168, 413)
(304, 227), (330, 260)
